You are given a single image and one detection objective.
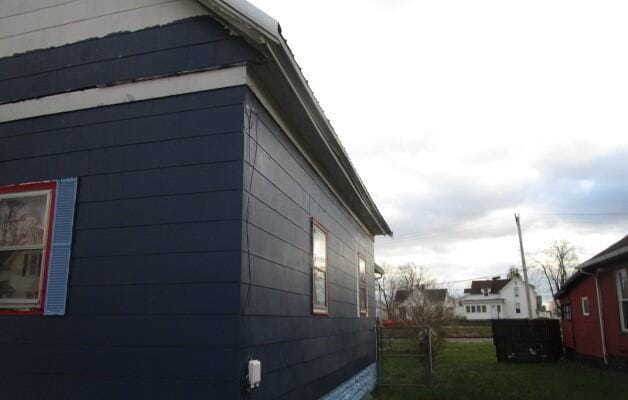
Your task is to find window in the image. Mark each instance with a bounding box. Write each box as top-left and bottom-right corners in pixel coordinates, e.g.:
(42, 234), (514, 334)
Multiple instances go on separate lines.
(562, 303), (572, 321)
(358, 256), (367, 316)
(471, 305), (476, 313)
(0, 185), (54, 311)
(617, 268), (628, 332)
(311, 220), (328, 314)
(515, 302), (521, 314)
(0, 179), (77, 315)
(481, 305), (487, 313)
(482, 288), (489, 296)
(581, 296), (590, 316)
(497, 305), (501, 313)
(465, 305), (470, 313)
(514, 286), (520, 297)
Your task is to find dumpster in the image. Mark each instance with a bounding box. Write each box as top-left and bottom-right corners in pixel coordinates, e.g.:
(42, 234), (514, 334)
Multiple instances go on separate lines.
(492, 319), (562, 362)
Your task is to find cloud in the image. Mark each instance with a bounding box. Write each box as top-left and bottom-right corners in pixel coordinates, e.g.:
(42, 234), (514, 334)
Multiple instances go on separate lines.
(250, 0), (628, 300)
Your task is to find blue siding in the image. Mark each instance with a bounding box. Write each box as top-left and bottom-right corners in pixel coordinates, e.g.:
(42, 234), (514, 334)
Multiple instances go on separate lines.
(0, 85), (248, 398)
(240, 90), (377, 400)
(0, 12), (379, 399)
(0, 16), (260, 104)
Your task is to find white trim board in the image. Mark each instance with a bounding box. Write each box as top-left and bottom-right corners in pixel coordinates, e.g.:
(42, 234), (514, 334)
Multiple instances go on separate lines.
(0, 66), (247, 123)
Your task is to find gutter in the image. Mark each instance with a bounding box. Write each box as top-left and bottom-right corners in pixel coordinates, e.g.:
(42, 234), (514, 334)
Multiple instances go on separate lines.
(576, 268), (608, 364)
(595, 269), (608, 364)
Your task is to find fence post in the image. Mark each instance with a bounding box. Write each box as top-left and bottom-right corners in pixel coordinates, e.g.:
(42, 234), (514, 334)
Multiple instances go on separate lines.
(426, 327), (433, 386)
(376, 322), (382, 385)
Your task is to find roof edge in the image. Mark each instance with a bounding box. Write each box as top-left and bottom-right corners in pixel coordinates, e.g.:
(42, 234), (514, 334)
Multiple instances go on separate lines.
(196, 0), (392, 236)
(556, 240), (628, 298)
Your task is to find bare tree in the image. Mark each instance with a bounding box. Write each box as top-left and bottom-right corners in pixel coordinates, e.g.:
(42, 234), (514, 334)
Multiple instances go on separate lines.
(376, 263), (433, 320)
(398, 262), (431, 290)
(376, 263), (399, 320)
(534, 240), (579, 310)
(507, 265), (521, 279)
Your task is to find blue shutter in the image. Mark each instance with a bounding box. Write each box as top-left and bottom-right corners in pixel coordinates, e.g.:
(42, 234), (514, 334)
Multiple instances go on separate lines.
(44, 177), (78, 316)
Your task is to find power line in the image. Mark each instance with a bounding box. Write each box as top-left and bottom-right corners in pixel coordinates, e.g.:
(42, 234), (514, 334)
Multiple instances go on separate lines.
(377, 212), (628, 247)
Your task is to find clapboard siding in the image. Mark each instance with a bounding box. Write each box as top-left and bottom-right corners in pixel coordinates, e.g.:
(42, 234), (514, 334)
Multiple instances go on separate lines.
(0, 343), (237, 380)
(240, 90), (376, 399)
(0, 16), (229, 79)
(0, 373), (237, 400)
(0, 0), (73, 19)
(0, 0), (209, 58)
(0, 314), (239, 346)
(0, 16), (260, 104)
(0, 86), (245, 138)
(70, 251), (241, 286)
(75, 191), (242, 230)
(0, 83), (248, 397)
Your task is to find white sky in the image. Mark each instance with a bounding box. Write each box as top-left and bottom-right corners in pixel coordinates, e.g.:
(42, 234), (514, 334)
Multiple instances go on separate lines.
(248, 0), (628, 300)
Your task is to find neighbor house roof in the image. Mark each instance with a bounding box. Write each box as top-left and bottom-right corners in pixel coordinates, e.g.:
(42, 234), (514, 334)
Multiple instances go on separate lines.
(196, 0), (392, 236)
(423, 288), (448, 303)
(556, 234), (628, 299)
(464, 279), (509, 295)
(394, 288), (448, 304)
(394, 289), (412, 303)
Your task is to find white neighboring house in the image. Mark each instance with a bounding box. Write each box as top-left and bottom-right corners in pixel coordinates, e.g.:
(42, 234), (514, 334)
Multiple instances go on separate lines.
(394, 286), (455, 320)
(454, 276), (541, 320)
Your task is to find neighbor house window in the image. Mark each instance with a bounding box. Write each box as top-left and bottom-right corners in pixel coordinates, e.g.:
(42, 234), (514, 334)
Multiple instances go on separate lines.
(358, 255), (367, 316)
(471, 305), (476, 313)
(481, 305), (487, 313)
(562, 303), (572, 321)
(616, 268), (628, 332)
(311, 220), (328, 314)
(465, 305), (470, 313)
(514, 286), (520, 297)
(515, 303), (521, 314)
(0, 184), (54, 310)
(581, 297), (590, 316)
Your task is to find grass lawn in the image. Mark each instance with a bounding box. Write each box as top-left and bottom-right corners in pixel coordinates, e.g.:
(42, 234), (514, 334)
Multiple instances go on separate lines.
(372, 342), (628, 400)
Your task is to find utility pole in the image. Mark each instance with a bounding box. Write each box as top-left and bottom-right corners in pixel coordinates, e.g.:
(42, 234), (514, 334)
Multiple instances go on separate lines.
(515, 213), (533, 319)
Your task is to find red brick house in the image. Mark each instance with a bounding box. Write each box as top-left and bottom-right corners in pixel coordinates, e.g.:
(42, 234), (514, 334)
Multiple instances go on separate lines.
(555, 235), (628, 370)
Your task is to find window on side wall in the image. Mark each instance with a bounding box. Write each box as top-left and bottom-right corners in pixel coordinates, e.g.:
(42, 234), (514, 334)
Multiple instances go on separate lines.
(0, 179), (77, 315)
(514, 286), (520, 297)
(311, 220), (328, 315)
(581, 296), (590, 316)
(358, 255), (367, 316)
(617, 268), (628, 332)
(515, 303), (521, 314)
(562, 303), (572, 320)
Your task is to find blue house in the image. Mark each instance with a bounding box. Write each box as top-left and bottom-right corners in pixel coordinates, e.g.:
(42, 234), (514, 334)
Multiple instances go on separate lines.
(0, 1), (391, 399)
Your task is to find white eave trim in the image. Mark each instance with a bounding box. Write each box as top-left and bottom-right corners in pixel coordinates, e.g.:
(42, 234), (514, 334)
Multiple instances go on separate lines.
(0, 66), (247, 123)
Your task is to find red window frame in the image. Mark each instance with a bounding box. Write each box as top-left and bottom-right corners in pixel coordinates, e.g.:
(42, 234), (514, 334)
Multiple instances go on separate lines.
(358, 254), (367, 316)
(0, 181), (56, 316)
(311, 218), (328, 316)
